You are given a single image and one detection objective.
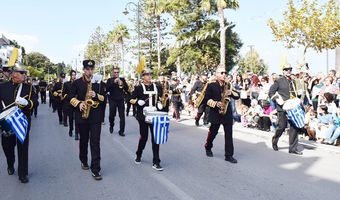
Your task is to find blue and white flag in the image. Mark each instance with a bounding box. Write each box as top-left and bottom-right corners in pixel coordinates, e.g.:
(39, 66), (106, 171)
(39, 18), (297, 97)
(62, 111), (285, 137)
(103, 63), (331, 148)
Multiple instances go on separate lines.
(152, 116), (170, 144)
(287, 105), (305, 129)
(6, 108), (28, 143)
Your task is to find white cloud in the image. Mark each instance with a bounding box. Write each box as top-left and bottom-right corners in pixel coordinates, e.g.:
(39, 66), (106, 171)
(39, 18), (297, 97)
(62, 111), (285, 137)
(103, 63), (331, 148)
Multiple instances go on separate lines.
(0, 29), (39, 52)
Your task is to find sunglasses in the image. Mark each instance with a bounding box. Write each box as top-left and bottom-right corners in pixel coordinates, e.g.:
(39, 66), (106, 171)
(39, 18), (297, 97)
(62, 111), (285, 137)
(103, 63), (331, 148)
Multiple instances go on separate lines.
(113, 71), (119, 74)
(283, 68), (292, 71)
(219, 71), (227, 75)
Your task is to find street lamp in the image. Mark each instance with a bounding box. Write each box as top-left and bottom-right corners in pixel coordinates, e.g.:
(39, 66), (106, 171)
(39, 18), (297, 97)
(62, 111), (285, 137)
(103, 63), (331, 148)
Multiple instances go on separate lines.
(123, 1), (141, 63)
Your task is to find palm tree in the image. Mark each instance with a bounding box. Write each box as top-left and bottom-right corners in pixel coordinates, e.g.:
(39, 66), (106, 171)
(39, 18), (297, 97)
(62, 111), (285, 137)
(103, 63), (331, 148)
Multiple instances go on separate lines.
(144, 0), (168, 71)
(201, 0), (239, 69)
(108, 24), (130, 75)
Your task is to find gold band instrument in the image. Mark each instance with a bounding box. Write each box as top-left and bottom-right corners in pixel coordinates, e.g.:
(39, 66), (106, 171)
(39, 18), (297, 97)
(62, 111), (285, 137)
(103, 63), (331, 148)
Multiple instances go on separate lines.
(219, 82), (231, 115)
(82, 80), (99, 119)
(128, 81), (134, 95)
(194, 82), (208, 108)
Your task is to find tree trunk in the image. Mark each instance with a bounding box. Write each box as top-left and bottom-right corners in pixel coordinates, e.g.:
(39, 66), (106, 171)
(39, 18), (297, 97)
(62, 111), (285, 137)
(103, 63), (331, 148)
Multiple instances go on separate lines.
(121, 42), (124, 76)
(336, 47), (340, 72)
(218, 6), (226, 69)
(157, 15), (161, 72)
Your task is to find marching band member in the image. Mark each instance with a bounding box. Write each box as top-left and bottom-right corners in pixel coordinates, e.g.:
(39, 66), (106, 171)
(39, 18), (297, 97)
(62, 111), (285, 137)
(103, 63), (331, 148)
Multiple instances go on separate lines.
(190, 74), (209, 126)
(62, 70), (76, 137)
(170, 77), (182, 120)
(269, 64), (302, 155)
(126, 79), (137, 117)
(52, 72), (66, 125)
(31, 78), (39, 118)
(38, 77), (47, 104)
(106, 66), (128, 136)
(0, 65), (38, 183)
(69, 60), (105, 180)
(157, 75), (170, 113)
(204, 66), (239, 163)
(130, 68), (164, 171)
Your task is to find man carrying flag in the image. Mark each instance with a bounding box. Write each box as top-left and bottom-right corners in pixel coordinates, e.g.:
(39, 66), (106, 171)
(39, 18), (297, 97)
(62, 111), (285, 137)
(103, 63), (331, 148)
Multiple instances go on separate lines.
(0, 64), (38, 183)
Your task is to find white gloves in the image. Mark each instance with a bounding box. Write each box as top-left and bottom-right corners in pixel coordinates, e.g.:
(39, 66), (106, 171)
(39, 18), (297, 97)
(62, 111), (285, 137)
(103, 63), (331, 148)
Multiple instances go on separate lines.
(137, 100), (145, 106)
(157, 102), (163, 110)
(16, 97), (28, 106)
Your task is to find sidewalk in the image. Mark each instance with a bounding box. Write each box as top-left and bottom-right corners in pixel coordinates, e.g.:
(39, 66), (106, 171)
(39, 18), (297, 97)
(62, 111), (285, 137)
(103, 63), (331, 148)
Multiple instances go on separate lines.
(172, 111), (340, 155)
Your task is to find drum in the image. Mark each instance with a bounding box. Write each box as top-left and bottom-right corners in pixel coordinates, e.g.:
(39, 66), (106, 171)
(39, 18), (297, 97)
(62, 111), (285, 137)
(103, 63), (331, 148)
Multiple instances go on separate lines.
(0, 106), (18, 137)
(283, 98), (305, 128)
(0, 106), (28, 143)
(144, 109), (168, 124)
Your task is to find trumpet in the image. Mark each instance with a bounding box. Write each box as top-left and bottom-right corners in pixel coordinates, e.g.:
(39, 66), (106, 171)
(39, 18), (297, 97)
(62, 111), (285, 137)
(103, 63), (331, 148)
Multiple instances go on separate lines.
(114, 77), (123, 89)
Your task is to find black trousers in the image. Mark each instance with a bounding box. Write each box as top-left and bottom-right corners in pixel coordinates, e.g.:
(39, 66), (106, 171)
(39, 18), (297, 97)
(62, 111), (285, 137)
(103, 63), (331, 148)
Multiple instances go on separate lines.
(40, 91), (46, 103)
(205, 123), (234, 157)
(272, 111), (299, 152)
(78, 123), (101, 173)
(1, 127), (30, 178)
(56, 102), (63, 123)
(136, 120), (160, 164)
(63, 106), (74, 131)
(126, 100), (136, 116)
(195, 104), (209, 124)
(109, 99), (125, 134)
(172, 101), (182, 119)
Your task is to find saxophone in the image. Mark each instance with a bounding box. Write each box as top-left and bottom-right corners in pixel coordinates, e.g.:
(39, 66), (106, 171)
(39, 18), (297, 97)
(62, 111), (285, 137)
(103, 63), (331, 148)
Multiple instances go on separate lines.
(82, 81), (99, 119)
(161, 81), (169, 108)
(219, 82), (231, 115)
(195, 82), (208, 108)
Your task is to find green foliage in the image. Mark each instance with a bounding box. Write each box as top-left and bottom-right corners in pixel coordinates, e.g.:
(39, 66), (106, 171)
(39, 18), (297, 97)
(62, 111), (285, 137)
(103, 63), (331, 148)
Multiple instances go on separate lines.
(268, 0), (340, 54)
(23, 52), (56, 78)
(238, 49), (268, 75)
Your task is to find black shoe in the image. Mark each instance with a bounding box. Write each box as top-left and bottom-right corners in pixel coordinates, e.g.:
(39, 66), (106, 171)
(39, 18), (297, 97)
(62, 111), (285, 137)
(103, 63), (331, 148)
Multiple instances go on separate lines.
(119, 132), (125, 137)
(34, 114), (37, 118)
(19, 176), (29, 183)
(225, 156), (238, 164)
(289, 150), (303, 155)
(81, 163), (89, 170)
(206, 149), (213, 157)
(75, 134), (79, 140)
(195, 120), (199, 127)
(91, 171), (102, 180)
(152, 163), (163, 171)
(134, 156), (141, 164)
(109, 126), (113, 134)
(7, 167), (14, 175)
(69, 131), (73, 137)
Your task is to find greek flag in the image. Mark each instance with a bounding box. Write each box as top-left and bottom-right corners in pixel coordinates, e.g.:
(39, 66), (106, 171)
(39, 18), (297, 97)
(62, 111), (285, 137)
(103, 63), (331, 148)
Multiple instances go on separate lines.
(152, 116), (170, 144)
(287, 105), (305, 129)
(6, 108), (28, 143)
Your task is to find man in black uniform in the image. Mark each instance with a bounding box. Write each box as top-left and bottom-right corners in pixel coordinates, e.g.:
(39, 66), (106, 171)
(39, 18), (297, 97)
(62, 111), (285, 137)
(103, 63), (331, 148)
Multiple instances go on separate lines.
(130, 68), (164, 171)
(170, 77), (182, 120)
(156, 75), (170, 113)
(52, 72), (66, 125)
(38, 77), (47, 104)
(62, 70), (77, 137)
(48, 79), (56, 109)
(204, 66), (239, 163)
(190, 74), (209, 126)
(0, 66), (38, 183)
(125, 79), (137, 117)
(0, 66), (11, 82)
(106, 67), (128, 136)
(31, 78), (39, 118)
(69, 60), (105, 180)
(268, 64), (302, 155)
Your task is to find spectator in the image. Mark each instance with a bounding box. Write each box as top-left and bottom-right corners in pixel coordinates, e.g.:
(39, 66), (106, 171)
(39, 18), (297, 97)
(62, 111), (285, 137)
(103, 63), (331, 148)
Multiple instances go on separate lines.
(324, 106), (340, 145)
(315, 105), (333, 143)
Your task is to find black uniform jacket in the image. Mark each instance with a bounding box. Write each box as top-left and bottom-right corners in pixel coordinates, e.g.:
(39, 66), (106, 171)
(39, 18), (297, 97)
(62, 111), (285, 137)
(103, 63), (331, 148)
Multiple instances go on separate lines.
(69, 77), (105, 124)
(190, 80), (205, 95)
(38, 80), (47, 92)
(62, 80), (74, 108)
(106, 77), (128, 101)
(204, 81), (239, 124)
(268, 76), (297, 112)
(130, 83), (163, 121)
(52, 81), (63, 104)
(0, 81), (38, 119)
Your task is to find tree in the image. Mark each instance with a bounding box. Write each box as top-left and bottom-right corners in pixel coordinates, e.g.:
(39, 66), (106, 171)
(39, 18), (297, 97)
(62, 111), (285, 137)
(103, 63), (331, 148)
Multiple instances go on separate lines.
(23, 52), (55, 77)
(85, 26), (109, 69)
(166, 0), (242, 74)
(268, 0), (340, 55)
(201, 0), (240, 69)
(107, 24), (130, 75)
(238, 49), (268, 75)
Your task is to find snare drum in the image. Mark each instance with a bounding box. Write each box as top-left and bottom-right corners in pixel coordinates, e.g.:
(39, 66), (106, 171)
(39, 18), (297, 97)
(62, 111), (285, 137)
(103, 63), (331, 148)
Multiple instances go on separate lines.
(283, 98), (305, 128)
(0, 106), (18, 136)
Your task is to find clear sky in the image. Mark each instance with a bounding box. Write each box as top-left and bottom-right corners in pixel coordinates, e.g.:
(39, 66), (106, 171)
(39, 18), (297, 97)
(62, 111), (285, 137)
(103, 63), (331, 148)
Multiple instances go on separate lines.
(0, 0), (337, 74)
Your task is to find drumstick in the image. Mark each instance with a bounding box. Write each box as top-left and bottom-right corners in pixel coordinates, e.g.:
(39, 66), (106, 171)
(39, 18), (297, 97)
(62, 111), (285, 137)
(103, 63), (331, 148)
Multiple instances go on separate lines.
(3, 95), (28, 110)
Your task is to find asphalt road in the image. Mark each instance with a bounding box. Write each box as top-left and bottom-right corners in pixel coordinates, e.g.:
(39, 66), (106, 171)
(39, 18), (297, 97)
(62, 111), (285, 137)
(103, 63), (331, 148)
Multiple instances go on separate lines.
(0, 104), (339, 200)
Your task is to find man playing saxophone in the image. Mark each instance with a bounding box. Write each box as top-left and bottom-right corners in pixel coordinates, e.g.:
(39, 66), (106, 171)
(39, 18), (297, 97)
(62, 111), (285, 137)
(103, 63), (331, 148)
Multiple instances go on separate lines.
(69, 60), (105, 181)
(204, 66), (239, 163)
(190, 74), (209, 126)
(52, 72), (66, 125)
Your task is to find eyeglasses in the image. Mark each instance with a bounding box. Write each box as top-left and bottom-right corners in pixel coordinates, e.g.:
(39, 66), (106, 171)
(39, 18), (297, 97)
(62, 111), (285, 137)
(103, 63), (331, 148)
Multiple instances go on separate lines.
(283, 68), (292, 71)
(113, 71), (119, 74)
(219, 71), (227, 75)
